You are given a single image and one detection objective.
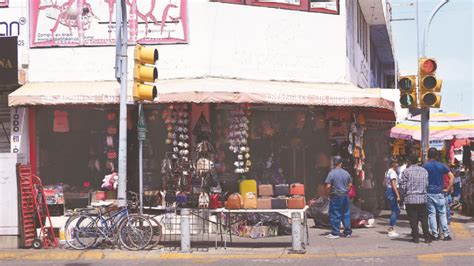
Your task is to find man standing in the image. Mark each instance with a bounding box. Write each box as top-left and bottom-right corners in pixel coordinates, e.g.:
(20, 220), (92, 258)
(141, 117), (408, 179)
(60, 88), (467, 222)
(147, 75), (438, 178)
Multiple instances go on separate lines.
(385, 158), (401, 237)
(325, 156), (353, 239)
(399, 154), (431, 243)
(423, 148), (454, 241)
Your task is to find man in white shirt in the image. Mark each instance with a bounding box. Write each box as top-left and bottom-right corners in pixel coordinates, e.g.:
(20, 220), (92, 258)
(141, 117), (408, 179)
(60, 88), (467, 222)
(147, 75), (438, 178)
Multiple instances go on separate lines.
(386, 158), (401, 237)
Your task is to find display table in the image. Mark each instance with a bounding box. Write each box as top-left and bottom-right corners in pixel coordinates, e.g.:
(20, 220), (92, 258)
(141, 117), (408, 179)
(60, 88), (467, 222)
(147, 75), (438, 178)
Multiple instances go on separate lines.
(141, 206), (309, 249)
(215, 206), (309, 248)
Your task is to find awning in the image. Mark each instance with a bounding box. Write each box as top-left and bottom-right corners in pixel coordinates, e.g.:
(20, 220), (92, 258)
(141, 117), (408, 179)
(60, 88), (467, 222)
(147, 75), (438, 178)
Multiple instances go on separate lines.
(9, 77), (395, 113)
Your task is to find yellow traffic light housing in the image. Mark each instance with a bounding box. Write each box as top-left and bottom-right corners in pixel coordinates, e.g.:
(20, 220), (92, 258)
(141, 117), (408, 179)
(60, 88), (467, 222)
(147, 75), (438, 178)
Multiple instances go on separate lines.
(418, 58), (442, 108)
(133, 44), (158, 101)
(398, 75), (417, 108)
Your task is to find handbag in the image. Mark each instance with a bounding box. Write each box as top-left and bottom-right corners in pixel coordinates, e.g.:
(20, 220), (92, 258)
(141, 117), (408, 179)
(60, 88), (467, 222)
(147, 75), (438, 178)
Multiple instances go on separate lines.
(348, 186), (356, 200)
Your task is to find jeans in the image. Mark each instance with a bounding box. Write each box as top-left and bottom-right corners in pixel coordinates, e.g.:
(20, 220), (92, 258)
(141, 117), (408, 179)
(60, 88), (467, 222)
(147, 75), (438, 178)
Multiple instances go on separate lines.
(427, 193), (451, 237)
(329, 194), (352, 236)
(406, 203), (430, 241)
(386, 188), (400, 227)
(445, 193), (452, 224)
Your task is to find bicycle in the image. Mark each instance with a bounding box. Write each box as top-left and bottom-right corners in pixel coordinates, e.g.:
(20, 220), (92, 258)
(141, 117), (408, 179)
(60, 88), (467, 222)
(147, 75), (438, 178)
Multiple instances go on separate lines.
(65, 196), (153, 250)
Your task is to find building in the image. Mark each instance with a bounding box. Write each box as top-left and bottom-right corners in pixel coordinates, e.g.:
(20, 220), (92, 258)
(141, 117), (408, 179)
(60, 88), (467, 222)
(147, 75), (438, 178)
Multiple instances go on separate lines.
(2, 0), (397, 247)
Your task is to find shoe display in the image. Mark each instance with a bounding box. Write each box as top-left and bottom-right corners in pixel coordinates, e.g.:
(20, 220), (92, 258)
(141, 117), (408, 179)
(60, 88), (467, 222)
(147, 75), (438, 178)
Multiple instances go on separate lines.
(325, 234), (340, 239)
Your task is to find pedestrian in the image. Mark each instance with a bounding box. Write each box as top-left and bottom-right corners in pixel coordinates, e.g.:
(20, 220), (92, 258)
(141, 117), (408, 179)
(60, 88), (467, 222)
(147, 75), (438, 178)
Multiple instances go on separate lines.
(385, 158), (401, 237)
(398, 158), (408, 210)
(423, 148), (454, 241)
(324, 156), (353, 239)
(399, 154), (431, 243)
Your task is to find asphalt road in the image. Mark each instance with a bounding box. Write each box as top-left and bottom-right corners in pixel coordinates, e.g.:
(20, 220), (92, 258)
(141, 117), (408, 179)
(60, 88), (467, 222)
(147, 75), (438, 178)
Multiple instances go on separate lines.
(1, 210), (473, 265)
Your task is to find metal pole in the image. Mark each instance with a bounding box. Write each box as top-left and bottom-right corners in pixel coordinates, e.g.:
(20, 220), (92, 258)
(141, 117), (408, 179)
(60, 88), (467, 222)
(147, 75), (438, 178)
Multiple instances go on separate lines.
(181, 208), (191, 253)
(117, 0), (128, 207)
(420, 0), (449, 162)
(289, 212), (305, 254)
(138, 103), (144, 215)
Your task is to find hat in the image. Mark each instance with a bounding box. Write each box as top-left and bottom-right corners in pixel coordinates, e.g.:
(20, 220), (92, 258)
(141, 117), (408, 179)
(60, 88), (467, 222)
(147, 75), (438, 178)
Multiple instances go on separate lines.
(333, 156), (343, 165)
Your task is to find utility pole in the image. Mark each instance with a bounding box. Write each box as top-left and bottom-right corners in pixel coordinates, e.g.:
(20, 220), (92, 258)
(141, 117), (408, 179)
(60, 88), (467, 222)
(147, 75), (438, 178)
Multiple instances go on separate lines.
(115, 0), (128, 207)
(419, 0), (449, 162)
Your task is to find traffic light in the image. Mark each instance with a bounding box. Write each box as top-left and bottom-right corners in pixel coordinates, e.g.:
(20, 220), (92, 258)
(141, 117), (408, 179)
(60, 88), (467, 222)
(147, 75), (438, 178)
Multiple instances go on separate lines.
(398, 75), (417, 108)
(133, 44), (158, 101)
(418, 58), (442, 108)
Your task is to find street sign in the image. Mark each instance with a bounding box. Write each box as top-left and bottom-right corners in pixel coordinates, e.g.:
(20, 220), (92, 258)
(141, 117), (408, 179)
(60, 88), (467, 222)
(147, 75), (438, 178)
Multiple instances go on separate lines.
(137, 105), (146, 141)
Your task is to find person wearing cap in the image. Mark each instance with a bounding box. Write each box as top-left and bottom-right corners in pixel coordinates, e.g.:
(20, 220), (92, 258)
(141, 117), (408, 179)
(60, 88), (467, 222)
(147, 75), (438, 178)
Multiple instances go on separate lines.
(385, 158), (401, 237)
(324, 156), (353, 239)
(399, 154), (431, 243)
(423, 148), (454, 241)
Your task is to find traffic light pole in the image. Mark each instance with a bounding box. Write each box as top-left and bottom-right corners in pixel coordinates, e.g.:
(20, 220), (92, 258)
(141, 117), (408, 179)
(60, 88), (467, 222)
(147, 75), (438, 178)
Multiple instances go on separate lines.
(115, 0), (128, 207)
(419, 0), (449, 162)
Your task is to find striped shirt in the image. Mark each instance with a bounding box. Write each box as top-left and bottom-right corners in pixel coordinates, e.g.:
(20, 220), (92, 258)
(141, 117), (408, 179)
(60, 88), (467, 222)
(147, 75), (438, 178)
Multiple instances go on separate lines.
(399, 165), (429, 204)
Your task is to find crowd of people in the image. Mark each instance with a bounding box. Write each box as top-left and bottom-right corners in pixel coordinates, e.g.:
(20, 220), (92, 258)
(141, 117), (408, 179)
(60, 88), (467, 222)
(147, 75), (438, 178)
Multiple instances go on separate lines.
(323, 148), (465, 243)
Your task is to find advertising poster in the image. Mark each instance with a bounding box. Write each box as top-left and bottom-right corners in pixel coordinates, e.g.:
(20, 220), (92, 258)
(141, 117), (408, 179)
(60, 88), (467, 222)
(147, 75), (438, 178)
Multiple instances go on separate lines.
(30, 0), (188, 47)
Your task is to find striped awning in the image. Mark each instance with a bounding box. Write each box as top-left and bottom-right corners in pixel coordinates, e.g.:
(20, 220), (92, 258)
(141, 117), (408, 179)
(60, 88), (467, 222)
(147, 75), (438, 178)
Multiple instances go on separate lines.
(390, 112), (474, 141)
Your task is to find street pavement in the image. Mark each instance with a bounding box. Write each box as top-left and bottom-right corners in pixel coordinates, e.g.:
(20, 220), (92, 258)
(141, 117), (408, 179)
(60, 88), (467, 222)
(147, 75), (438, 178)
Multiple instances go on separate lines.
(1, 210), (473, 265)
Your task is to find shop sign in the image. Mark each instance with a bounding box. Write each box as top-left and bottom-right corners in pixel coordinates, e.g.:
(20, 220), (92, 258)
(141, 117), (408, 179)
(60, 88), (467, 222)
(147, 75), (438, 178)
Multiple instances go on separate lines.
(29, 0), (189, 47)
(10, 107), (29, 158)
(0, 36), (18, 85)
(0, 0), (8, 7)
(429, 140), (444, 150)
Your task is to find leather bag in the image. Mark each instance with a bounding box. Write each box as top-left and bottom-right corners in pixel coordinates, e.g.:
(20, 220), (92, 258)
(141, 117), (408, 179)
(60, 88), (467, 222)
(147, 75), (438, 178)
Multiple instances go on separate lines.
(287, 196), (305, 209)
(226, 193), (242, 209)
(258, 184), (273, 197)
(275, 184), (289, 196)
(243, 192), (257, 209)
(290, 183), (305, 196)
(271, 197), (287, 209)
(257, 197), (271, 209)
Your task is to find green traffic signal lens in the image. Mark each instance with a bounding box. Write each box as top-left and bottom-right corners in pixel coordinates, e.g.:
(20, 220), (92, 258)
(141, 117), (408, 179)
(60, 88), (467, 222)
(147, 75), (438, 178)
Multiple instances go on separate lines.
(400, 94), (414, 107)
(423, 76), (437, 90)
(399, 78), (412, 91)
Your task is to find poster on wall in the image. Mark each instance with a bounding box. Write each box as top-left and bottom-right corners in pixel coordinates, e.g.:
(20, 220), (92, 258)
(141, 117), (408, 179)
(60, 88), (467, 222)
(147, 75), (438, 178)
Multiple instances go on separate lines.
(310, 0), (338, 13)
(0, 0), (8, 7)
(30, 0), (188, 47)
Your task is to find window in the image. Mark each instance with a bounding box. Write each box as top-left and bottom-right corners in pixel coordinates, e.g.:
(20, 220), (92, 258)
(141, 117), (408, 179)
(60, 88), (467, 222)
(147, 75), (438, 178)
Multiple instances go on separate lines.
(357, 1), (368, 59)
(212, 0), (340, 14)
(0, 0), (8, 7)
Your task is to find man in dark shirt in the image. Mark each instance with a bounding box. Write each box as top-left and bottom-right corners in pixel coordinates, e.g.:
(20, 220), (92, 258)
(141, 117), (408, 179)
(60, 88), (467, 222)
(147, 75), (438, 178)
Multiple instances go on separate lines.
(325, 156), (353, 239)
(423, 148), (454, 241)
(399, 154), (431, 243)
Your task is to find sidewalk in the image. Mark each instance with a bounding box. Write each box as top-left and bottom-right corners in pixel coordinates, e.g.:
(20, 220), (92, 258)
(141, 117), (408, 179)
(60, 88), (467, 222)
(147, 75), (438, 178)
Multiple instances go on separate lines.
(1, 210), (473, 263)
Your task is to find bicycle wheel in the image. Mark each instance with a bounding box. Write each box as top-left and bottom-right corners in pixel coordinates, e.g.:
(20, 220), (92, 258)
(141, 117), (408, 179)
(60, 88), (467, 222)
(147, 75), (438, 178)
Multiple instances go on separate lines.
(145, 216), (162, 249)
(118, 214), (153, 250)
(65, 214), (99, 250)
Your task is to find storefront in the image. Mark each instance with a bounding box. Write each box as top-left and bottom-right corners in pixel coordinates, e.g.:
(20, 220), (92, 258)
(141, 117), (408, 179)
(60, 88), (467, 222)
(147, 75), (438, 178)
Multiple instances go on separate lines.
(9, 78), (396, 212)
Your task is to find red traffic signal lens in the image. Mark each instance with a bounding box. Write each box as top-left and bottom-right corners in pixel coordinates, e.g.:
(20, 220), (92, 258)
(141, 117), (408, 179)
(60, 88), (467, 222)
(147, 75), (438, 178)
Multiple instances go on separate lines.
(400, 94), (414, 107)
(399, 78), (413, 91)
(422, 59), (437, 74)
(423, 76), (437, 90)
(422, 92), (437, 106)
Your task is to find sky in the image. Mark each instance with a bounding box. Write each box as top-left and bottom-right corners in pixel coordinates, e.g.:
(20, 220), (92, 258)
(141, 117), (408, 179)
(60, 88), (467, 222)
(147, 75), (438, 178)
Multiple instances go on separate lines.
(389, 0), (473, 116)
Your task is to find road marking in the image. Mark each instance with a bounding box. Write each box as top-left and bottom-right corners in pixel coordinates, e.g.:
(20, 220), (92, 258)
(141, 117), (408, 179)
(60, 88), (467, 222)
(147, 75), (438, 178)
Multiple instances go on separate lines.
(450, 221), (471, 240)
(418, 252), (474, 263)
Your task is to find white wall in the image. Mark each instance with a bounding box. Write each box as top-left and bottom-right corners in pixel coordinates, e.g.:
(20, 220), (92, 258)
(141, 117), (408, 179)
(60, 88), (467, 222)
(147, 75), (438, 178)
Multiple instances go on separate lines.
(17, 0), (347, 84)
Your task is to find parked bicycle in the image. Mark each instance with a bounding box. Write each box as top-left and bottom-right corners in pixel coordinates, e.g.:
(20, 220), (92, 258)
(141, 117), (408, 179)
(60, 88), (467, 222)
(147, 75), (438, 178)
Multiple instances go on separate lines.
(64, 192), (154, 250)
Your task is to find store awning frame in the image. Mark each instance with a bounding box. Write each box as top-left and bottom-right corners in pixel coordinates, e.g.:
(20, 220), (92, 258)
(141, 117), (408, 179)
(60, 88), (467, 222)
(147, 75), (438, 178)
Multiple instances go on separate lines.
(9, 77), (395, 114)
